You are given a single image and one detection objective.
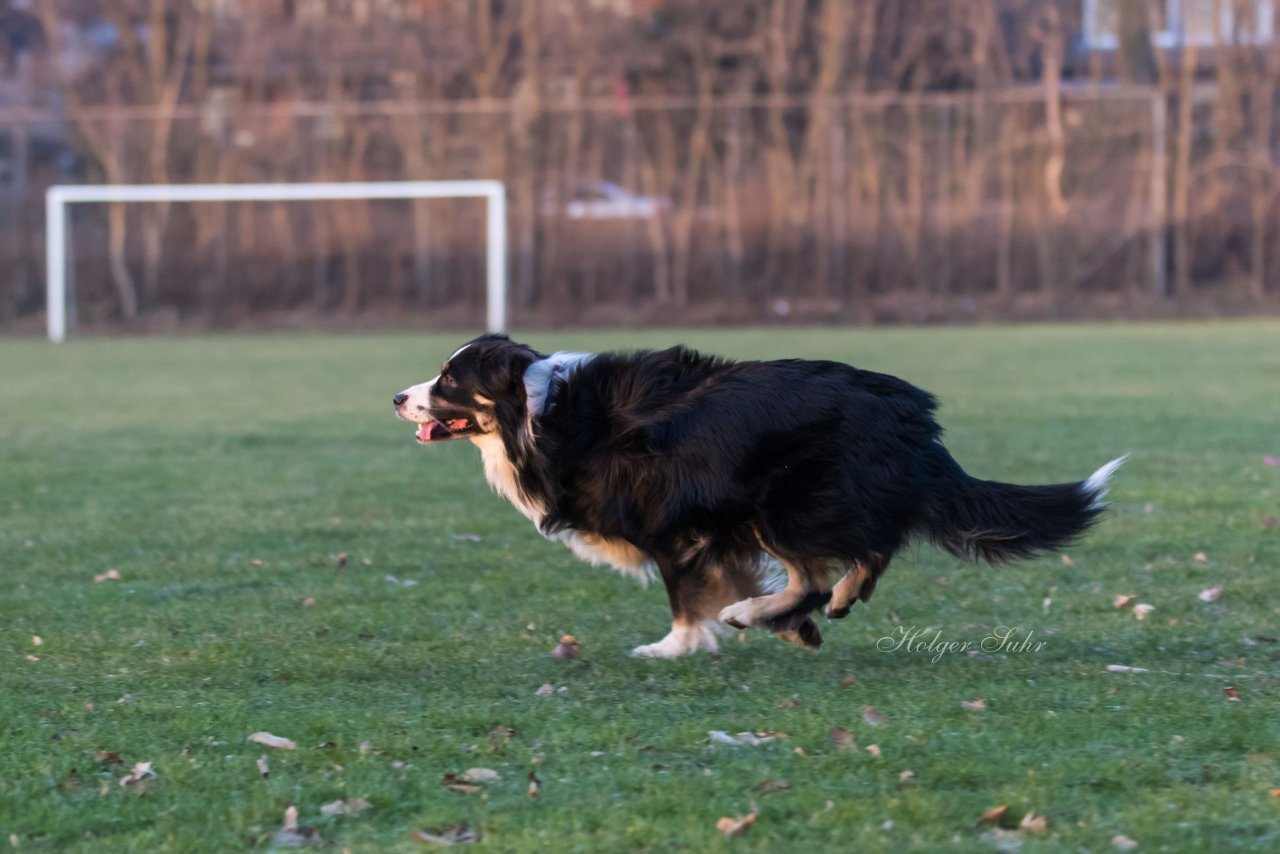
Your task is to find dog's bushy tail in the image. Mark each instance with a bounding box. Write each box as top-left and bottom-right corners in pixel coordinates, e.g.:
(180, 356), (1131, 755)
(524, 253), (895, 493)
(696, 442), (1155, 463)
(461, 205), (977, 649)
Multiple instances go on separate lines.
(924, 454), (1125, 564)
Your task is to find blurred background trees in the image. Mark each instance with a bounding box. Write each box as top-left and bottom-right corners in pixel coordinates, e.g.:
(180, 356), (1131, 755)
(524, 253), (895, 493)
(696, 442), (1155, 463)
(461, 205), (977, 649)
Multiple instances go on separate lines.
(2, 0), (1279, 329)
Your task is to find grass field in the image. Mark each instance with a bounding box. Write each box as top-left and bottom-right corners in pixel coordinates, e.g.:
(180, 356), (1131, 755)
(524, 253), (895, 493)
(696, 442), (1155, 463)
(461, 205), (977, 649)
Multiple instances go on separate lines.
(2, 323), (1279, 852)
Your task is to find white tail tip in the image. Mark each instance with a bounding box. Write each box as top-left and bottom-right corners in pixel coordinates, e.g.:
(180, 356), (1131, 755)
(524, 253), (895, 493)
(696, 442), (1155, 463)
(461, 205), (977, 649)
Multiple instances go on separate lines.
(1083, 455), (1127, 508)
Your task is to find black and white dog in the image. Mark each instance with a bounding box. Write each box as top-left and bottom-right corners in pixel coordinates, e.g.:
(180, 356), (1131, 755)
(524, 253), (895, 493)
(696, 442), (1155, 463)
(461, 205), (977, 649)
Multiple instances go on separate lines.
(393, 335), (1122, 658)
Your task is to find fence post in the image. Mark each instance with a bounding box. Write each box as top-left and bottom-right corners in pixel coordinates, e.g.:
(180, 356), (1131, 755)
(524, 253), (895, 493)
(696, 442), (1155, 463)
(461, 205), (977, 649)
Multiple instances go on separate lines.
(1150, 91), (1168, 300)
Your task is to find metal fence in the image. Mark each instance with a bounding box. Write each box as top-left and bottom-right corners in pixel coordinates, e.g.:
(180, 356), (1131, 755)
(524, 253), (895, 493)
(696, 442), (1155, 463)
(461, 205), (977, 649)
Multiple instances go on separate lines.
(0, 85), (1269, 329)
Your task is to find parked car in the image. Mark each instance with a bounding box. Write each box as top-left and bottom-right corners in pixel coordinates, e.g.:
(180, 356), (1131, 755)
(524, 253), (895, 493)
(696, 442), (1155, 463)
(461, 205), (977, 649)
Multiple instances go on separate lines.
(541, 179), (669, 221)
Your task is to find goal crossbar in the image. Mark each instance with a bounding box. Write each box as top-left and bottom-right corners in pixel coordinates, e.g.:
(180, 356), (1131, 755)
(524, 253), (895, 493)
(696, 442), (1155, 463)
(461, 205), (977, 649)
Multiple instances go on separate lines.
(45, 180), (507, 341)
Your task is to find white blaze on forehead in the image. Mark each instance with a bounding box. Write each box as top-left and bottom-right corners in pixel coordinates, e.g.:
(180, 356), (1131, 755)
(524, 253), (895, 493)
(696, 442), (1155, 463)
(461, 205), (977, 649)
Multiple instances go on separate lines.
(446, 343), (473, 364)
(524, 351), (596, 416)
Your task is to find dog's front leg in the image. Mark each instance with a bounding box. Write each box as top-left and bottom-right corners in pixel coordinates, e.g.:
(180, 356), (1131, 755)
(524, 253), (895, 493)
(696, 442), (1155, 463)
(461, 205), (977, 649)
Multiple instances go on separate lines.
(631, 555), (722, 659)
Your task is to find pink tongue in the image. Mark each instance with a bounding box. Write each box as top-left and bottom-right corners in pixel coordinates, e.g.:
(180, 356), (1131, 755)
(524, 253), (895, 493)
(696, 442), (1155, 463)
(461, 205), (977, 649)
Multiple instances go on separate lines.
(416, 422), (436, 443)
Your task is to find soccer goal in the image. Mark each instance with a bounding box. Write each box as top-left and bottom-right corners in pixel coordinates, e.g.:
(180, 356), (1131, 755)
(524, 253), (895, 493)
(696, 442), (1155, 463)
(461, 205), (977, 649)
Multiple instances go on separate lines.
(45, 180), (507, 342)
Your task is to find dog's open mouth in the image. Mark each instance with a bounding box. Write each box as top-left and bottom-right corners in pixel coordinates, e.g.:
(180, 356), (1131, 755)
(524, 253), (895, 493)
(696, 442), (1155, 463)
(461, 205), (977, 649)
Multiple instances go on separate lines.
(415, 418), (473, 444)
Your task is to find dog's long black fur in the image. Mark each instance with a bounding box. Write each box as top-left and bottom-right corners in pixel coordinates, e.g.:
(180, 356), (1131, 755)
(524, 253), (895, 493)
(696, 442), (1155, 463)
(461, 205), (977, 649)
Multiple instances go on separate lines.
(396, 335), (1120, 653)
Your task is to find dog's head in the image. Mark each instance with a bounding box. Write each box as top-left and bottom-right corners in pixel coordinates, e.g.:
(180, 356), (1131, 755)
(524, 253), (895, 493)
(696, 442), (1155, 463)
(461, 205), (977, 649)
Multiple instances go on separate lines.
(392, 335), (541, 444)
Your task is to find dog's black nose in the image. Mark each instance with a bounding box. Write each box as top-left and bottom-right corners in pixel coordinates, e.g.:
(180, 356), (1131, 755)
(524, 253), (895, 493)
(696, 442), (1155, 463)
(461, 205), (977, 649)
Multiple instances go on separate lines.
(392, 393), (408, 407)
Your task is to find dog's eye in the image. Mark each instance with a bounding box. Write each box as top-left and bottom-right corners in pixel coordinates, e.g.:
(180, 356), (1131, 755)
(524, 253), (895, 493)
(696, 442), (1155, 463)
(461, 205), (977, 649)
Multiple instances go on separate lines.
(440, 373), (457, 388)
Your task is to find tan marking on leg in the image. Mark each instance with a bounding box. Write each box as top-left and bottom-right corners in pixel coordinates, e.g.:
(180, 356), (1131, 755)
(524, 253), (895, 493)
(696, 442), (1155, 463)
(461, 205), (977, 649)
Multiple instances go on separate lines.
(774, 617), (823, 650)
(826, 562), (873, 618)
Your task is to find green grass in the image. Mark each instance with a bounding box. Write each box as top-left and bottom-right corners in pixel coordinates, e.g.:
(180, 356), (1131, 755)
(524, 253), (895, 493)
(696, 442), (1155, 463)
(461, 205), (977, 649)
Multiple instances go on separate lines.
(2, 323), (1279, 852)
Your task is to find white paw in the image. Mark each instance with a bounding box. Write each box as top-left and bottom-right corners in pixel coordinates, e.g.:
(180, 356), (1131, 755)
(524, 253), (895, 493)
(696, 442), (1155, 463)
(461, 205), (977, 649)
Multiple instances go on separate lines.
(718, 598), (762, 629)
(630, 622), (719, 658)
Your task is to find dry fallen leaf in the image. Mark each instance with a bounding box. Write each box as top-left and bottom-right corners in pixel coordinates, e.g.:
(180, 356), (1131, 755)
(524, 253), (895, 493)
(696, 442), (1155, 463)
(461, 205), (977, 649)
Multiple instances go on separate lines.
(527, 771), (540, 799)
(1061, 554), (1074, 566)
(1224, 686), (1240, 701)
(409, 824), (478, 845)
(897, 769), (915, 782)
(1019, 812), (1048, 834)
(336, 552), (349, 569)
(981, 828), (1023, 852)
(862, 706), (890, 726)
(248, 731), (297, 751)
(1113, 594), (1135, 609)
(443, 780), (482, 795)
(1269, 788), (1280, 798)
(1198, 587), (1222, 603)
(978, 805), (1009, 826)
(94, 569), (121, 583)
(272, 805), (320, 848)
(302, 597), (317, 607)
(829, 726), (855, 752)
(256, 755), (269, 778)
(840, 673), (856, 688)
(1193, 552), (1208, 563)
(534, 683), (555, 696)
(709, 731), (779, 747)
(753, 778), (791, 794)
(320, 798), (370, 817)
(1132, 603), (1155, 621)
(961, 698), (987, 712)
(1111, 834), (1139, 850)
(95, 750), (123, 765)
(460, 768), (500, 784)
(865, 744), (881, 758)
(715, 810), (758, 839)
(551, 635), (581, 660)
(118, 761), (155, 788)
(31, 635), (42, 647)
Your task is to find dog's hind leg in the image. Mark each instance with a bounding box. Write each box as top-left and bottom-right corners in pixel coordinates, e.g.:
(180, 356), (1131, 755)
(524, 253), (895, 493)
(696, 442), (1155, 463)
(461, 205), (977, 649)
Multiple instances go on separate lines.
(771, 617), (824, 650)
(825, 555), (888, 619)
(717, 548), (832, 651)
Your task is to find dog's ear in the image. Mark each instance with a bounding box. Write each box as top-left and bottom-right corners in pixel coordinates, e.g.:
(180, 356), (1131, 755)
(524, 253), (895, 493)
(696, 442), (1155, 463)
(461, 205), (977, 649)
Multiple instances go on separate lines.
(489, 345), (537, 440)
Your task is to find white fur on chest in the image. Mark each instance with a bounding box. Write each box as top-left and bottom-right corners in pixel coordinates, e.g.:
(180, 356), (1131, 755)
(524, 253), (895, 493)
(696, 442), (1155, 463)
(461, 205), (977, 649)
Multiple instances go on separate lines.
(471, 432), (545, 523)
(469, 425), (655, 584)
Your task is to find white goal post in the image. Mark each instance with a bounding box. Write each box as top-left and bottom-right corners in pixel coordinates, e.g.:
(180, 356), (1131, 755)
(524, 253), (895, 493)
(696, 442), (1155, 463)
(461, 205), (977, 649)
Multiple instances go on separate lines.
(45, 180), (507, 342)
